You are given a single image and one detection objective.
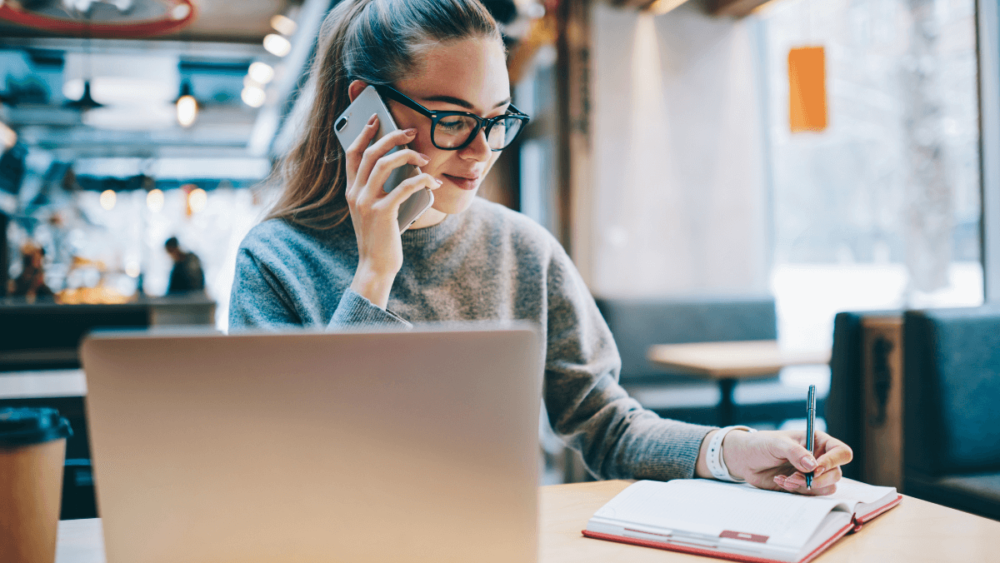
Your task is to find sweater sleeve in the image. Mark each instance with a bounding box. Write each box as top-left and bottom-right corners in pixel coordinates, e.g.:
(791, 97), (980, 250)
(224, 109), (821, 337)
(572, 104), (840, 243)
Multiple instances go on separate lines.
(542, 245), (716, 481)
(229, 249), (303, 331)
(328, 288), (413, 329)
(229, 246), (411, 332)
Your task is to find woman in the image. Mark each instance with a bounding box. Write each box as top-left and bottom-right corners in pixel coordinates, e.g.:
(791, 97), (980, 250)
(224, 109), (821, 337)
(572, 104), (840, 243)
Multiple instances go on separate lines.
(230, 0), (851, 493)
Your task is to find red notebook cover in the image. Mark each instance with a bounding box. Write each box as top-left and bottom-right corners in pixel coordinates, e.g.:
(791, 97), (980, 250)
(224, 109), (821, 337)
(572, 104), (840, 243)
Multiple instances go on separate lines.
(582, 521), (852, 563)
(850, 494), (903, 532)
(581, 495), (902, 563)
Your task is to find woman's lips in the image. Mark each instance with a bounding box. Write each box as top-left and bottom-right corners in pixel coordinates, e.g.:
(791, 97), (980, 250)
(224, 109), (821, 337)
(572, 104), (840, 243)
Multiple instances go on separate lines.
(442, 173), (480, 191)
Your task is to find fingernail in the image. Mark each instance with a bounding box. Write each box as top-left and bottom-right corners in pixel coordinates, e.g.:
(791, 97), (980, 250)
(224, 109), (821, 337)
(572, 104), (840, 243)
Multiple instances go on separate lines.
(418, 153), (430, 161)
(814, 466), (825, 477)
(368, 114), (378, 125)
(404, 128), (417, 136)
(434, 178), (443, 185)
(773, 475), (785, 485)
(801, 456), (817, 470)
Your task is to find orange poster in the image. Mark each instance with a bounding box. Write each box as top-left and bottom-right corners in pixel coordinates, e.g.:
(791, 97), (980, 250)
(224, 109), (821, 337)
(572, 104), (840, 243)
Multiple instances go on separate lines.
(789, 46), (827, 132)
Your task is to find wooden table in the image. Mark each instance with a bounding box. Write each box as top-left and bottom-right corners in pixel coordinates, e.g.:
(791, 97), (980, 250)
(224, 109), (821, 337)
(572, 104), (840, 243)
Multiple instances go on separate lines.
(647, 340), (831, 425)
(57, 480), (1000, 563)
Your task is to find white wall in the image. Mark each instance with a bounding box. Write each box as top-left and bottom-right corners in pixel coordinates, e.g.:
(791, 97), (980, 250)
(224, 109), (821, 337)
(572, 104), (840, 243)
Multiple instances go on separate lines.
(585, 1), (770, 297)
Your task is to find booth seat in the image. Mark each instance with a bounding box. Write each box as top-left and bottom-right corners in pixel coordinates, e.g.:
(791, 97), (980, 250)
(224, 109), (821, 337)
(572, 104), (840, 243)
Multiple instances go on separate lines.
(903, 306), (1000, 521)
(594, 295), (818, 426)
(826, 310), (902, 481)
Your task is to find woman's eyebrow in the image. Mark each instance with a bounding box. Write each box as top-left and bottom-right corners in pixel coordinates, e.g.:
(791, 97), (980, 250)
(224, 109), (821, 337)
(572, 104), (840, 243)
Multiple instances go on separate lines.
(421, 95), (512, 111)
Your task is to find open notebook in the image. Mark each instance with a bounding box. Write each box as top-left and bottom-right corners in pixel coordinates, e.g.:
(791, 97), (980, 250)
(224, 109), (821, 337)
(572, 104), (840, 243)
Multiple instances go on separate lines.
(583, 478), (901, 563)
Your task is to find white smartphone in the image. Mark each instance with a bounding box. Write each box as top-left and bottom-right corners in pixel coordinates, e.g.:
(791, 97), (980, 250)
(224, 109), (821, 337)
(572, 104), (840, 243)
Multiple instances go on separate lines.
(333, 85), (434, 233)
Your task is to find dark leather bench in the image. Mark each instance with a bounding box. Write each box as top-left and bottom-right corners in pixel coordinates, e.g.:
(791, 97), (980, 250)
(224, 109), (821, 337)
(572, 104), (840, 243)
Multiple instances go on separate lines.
(595, 295), (819, 426)
(903, 306), (1000, 521)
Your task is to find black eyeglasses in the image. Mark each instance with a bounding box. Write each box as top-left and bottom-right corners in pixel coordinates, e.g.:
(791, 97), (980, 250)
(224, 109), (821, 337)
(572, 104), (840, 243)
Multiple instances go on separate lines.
(375, 84), (529, 152)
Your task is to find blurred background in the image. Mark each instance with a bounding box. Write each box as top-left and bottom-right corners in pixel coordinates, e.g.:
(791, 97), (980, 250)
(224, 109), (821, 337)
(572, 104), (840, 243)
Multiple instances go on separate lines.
(2, 0), (999, 514)
(0, 0), (988, 334)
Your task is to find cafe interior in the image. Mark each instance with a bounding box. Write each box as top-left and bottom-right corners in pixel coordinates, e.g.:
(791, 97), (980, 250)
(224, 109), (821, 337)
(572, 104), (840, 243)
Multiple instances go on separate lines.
(1, 0), (999, 561)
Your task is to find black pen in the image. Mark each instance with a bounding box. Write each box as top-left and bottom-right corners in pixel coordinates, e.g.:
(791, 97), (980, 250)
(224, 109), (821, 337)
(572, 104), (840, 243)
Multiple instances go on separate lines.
(805, 384), (816, 490)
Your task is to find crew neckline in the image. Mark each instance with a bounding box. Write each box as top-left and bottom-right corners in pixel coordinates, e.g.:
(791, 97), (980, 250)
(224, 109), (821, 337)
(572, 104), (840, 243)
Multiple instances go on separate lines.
(400, 208), (461, 247)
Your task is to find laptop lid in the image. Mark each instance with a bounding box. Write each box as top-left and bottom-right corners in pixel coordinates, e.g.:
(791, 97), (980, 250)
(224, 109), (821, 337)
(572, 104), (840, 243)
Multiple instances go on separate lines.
(82, 324), (542, 563)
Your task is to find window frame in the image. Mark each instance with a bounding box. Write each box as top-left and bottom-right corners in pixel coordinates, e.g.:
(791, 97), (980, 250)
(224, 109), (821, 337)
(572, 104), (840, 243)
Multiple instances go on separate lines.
(977, 0), (1000, 302)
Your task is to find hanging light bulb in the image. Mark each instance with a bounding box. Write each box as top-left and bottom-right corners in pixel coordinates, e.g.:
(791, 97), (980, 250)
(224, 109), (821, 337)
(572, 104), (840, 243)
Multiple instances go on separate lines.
(270, 14), (297, 36)
(241, 85), (266, 108)
(147, 189), (165, 212)
(263, 34), (292, 57)
(65, 80), (103, 112)
(188, 188), (208, 213)
(248, 62), (275, 84)
(100, 190), (116, 211)
(175, 82), (197, 128)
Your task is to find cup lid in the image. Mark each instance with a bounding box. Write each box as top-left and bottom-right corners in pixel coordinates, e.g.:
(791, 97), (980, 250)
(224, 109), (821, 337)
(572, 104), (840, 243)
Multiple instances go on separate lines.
(0, 408), (73, 448)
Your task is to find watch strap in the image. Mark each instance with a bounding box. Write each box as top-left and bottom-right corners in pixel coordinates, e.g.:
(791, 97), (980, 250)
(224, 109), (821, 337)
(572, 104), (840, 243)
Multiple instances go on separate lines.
(707, 425), (756, 483)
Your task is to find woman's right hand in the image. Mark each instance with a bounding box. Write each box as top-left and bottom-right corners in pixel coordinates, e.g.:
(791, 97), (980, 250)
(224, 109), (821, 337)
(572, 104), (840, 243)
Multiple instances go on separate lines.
(344, 114), (442, 309)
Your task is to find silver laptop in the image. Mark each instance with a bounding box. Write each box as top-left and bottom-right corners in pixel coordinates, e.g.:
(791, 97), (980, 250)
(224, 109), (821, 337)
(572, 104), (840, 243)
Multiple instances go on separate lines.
(81, 324), (542, 563)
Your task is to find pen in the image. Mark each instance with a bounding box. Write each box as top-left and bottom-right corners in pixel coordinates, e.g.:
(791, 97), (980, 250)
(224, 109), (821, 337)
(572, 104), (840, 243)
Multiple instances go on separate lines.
(805, 384), (816, 490)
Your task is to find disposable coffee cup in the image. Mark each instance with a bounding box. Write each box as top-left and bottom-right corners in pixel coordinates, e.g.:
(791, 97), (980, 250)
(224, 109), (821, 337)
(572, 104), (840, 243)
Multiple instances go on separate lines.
(0, 408), (73, 563)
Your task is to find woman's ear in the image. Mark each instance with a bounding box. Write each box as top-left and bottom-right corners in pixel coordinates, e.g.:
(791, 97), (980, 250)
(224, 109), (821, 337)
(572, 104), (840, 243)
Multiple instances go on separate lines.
(348, 80), (368, 103)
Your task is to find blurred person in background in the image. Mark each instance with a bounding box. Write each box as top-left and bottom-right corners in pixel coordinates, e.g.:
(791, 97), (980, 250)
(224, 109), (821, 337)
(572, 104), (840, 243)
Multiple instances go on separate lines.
(10, 242), (54, 301)
(230, 0), (852, 493)
(165, 236), (205, 295)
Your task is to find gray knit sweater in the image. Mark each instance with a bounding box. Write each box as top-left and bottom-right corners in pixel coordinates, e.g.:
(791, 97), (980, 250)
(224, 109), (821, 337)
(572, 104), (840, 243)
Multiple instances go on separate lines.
(229, 197), (714, 480)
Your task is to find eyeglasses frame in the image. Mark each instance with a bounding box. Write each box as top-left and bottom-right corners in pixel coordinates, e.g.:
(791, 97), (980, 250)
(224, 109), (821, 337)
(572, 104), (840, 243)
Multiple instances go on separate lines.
(374, 84), (530, 152)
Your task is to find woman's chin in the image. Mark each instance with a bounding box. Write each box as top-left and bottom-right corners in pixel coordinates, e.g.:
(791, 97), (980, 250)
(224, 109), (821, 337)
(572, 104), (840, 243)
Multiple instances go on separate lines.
(430, 184), (479, 215)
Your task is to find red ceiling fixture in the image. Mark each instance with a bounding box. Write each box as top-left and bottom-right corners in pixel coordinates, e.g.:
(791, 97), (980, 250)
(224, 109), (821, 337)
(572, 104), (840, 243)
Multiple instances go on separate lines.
(0, 0), (197, 38)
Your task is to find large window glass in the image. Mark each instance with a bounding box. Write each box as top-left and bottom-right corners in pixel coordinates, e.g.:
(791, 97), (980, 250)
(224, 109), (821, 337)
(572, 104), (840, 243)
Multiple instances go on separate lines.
(758, 0), (984, 351)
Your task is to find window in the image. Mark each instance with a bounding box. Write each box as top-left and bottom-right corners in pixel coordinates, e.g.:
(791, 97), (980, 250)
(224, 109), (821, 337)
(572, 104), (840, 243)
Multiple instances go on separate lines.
(758, 0), (984, 351)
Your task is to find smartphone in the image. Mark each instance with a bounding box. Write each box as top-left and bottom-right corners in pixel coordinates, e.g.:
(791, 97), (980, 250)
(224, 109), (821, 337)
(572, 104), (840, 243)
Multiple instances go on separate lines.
(333, 85), (434, 233)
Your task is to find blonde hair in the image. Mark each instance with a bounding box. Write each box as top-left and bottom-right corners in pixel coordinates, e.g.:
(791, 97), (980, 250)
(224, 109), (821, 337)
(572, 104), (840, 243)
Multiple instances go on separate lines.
(265, 0), (503, 229)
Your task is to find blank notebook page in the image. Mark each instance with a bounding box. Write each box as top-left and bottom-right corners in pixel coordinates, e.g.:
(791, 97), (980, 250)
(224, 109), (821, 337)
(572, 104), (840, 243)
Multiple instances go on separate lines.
(590, 480), (854, 553)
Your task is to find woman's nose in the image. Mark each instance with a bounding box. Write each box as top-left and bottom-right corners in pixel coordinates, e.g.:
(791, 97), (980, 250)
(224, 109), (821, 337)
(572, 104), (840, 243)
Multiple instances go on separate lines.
(459, 127), (492, 162)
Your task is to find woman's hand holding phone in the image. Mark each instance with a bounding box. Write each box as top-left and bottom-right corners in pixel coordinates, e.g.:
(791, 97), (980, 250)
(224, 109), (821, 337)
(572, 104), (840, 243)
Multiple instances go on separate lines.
(344, 114), (443, 309)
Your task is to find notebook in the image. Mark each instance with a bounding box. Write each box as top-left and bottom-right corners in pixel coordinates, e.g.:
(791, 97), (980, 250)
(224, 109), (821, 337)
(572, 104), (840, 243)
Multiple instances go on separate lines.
(583, 478), (902, 563)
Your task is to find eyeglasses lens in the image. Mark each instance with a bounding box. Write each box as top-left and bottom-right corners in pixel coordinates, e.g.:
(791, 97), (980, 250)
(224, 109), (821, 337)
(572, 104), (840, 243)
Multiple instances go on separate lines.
(495, 116), (523, 149)
(433, 115), (525, 150)
(433, 115), (479, 149)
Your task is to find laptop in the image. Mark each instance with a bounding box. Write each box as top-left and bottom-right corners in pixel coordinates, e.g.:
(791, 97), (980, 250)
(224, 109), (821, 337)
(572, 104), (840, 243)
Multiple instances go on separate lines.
(81, 324), (542, 563)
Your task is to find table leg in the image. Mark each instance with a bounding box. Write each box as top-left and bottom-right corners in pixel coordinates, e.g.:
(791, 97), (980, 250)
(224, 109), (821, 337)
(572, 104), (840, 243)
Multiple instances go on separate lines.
(718, 379), (736, 426)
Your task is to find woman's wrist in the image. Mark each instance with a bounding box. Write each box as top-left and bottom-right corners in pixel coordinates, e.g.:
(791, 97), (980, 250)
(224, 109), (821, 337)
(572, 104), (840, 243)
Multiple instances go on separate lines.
(350, 266), (395, 309)
(696, 428), (752, 481)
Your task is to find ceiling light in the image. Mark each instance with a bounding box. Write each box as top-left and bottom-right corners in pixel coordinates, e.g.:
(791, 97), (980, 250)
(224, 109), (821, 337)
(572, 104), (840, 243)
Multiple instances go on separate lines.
(263, 34), (292, 57)
(176, 94), (197, 127)
(241, 86), (267, 108)
(270, 14), (297, 36)
(147, 189), (164, 212)
(175, 82), (197, 128)
(248, 62), (275, 84)
(188, 188), (208, 213)
(100, 190), (117, 211)
(64, 80), (103, 112)
(63, 53), (179, 105)
(171, 3), (191, 20)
